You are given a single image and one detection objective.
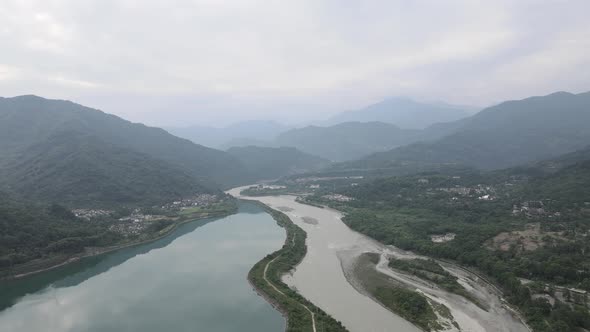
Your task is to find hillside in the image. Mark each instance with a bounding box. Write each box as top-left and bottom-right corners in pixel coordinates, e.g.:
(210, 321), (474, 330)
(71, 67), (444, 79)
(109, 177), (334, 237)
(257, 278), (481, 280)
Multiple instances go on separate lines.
(0, 95), (251, 192)
(0, 96), (252, 206)
(226, 146), (329, 180)
(327, 97), (471, 129)
(530, 145), (590, 174)
(520, 159), (590, 206)
(0, 193), (119, 268)
(0, 130), (210, 207)
(342, 91), (590, 171)
(275, 122), (426, 161)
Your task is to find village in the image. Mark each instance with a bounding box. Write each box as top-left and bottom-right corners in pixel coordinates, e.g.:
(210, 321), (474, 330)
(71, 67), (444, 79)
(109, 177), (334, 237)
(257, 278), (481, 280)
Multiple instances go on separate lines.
(71, 194), (224, 237)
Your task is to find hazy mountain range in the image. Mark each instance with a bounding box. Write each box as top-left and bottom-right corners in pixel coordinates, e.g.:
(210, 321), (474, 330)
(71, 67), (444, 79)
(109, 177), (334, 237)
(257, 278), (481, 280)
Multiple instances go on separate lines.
(167, 97), (475, 159)
(273, 122), (423, 162)
(227, 146), (330, 180)
(336, 91), (590, 172)
(1, 90), (588, 207)
(166, 121), (290, 149)
(325, 97), (474, 128)
(0, 96), (320, 207)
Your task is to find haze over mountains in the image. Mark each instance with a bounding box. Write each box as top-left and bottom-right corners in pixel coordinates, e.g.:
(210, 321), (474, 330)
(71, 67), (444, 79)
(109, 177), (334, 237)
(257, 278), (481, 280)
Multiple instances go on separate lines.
(0, 96), (321, 207)
(2, 89), (590, 332)
(169, 97), (475, 161)
(1, 90), (588, 207)
(325, 97), (474, 128)
(343, 91), (590, 172)
(166, 121), (290, 149)
(274, 122), (423, 162)
(227, 146), (329, 180)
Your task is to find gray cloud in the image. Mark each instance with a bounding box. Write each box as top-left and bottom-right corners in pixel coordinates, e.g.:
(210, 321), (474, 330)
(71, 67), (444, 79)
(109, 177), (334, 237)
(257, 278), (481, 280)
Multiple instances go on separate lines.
(0, 0), (588, 126)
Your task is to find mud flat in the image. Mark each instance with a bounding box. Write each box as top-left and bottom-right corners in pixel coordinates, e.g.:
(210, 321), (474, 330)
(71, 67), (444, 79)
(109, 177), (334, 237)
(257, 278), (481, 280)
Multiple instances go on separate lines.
(230, 187), (530, 332)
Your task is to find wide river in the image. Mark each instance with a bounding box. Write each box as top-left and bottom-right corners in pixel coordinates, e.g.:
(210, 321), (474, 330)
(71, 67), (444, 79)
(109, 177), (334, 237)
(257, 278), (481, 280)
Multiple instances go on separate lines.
(0, 201), (285, 332)
(229, 187), (422, 332)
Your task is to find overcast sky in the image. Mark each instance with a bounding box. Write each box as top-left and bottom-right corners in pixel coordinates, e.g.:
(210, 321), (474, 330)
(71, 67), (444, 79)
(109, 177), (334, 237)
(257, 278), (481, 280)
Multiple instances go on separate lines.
(1, 0), (589, 126)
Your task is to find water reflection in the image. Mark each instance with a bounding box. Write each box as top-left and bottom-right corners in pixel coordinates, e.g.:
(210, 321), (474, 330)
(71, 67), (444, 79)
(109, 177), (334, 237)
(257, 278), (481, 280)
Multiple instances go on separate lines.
(0, 202), (285, 332)
(0, 216), (217, 311)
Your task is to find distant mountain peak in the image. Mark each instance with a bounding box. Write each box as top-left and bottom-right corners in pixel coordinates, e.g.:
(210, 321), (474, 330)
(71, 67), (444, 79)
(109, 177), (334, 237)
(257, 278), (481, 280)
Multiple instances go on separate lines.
(339, 90), (590, 172)
(327, 97), (471, 129)
(547, 91), (575, 97)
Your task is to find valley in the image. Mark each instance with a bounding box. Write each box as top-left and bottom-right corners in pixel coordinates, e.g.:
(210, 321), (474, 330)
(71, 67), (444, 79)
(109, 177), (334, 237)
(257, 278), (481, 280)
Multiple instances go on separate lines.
(1, 91), (589, 332)
(2, 3), (589, 331)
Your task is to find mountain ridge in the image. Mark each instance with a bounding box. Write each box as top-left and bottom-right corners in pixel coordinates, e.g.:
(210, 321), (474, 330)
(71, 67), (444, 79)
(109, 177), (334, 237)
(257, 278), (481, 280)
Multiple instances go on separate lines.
(338, 91), (590, 171)
(326, 97), (472, 129)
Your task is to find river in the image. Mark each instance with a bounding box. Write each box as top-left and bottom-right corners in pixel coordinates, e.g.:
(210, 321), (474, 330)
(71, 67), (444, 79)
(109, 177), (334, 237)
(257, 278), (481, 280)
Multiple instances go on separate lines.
(229, 187), (530, 332)
(0, 201), (285, 332)
(229, 187), (422, 332)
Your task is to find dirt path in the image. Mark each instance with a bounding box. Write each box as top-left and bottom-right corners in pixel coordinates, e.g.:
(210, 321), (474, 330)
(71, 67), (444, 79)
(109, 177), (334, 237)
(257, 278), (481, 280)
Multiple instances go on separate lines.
(263, 254), (317, 332)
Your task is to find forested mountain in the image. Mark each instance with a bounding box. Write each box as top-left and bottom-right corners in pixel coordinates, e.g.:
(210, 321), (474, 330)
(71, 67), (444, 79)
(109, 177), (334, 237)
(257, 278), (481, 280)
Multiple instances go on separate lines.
(0, 130), (209, 207)
(0, 95), (249, 186)
(227, 146), (330, 180)
(521, 159), (590, 205)
(327, 97), (472, 129)
(341, 91), (590, 171)
(0, 193), (120, 268)
(0, 95), (255, 206)
(531, 145), (590, 174)
(166, 120), (290, 149)
(275, 122), (428, 161)
(220, 137), (274, 150)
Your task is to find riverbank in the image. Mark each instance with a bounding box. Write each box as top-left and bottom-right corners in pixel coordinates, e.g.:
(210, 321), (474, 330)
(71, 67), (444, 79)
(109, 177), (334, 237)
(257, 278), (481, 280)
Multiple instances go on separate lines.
(0, 208), (236, 281)
(235, 187), (531, 332)
(230, 187), (422, 332)
(246, 201), (347, 332)
(340, 252), (454, 332)
(0, 201), (286, 331)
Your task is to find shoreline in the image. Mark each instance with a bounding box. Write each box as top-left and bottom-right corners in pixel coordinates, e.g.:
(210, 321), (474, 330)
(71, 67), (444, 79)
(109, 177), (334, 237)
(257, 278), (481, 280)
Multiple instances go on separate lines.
(240, 191), (530, 332)
(240, 198), (347, 332)
(312, 199), (532, 332)
(232, 188), (422, 332)
(0, 210), (234, 281)
(247, 274), (290, 331)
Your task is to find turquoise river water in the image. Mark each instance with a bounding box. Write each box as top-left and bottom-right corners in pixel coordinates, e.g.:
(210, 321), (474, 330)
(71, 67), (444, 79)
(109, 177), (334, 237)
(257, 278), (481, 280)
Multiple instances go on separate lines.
(0, 201), (285, 332)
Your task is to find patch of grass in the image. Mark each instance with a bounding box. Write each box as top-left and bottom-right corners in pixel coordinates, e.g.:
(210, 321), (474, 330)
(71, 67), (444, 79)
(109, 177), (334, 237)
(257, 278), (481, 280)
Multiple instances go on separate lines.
(350, 253), (455, 332)
(389, 258), (487, 310)
(375, 286), (438, 331)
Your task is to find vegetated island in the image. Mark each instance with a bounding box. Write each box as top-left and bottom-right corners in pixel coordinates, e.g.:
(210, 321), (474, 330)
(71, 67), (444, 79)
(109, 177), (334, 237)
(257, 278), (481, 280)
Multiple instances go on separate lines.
(247, 201), (348, 332)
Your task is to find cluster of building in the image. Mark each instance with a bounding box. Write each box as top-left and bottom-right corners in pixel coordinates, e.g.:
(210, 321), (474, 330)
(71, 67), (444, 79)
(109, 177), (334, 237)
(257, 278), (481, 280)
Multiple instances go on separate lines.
(109, 194), (221, 236)
(118, 212), (163, 223)
(160, 194), (219, 210)
(262, 184), (287, 190)
(438, 184), (497, 201)
(430, 233), (456, 243)
(293, 175), (364, 183)
(109, 209), (167, 236)
(109, 220), (148, 236)
(512, 200), (567, 219)
(322, 194), (354, 202)
(511, 201), (563, 219)
(72, 209), (113, 220)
